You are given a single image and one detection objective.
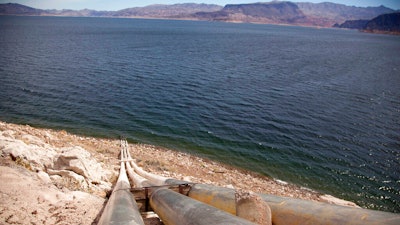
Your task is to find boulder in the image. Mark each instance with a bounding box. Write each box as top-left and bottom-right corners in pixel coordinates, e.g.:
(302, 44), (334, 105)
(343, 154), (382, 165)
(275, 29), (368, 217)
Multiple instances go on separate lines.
(51, 146), (108, 183)
(37, 170), (52, 183)
(0, 133), (57, 170)
(47, 168), (89, 190)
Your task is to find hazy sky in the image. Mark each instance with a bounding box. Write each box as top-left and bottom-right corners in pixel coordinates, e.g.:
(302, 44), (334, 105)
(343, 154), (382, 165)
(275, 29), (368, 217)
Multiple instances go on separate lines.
(1, 0), (399, 11)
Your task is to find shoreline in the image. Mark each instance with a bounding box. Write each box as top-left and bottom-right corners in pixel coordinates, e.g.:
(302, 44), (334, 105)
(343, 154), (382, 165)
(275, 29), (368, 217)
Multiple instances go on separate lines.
(0, 120), (358, 224)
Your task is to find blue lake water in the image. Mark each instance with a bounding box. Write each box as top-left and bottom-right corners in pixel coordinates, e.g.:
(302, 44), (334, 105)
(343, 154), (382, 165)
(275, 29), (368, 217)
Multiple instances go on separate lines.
(0, 16), (399, 212)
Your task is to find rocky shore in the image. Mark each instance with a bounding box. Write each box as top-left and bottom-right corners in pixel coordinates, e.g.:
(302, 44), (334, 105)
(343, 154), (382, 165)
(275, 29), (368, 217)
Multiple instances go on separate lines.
(0, 121), (358, 224)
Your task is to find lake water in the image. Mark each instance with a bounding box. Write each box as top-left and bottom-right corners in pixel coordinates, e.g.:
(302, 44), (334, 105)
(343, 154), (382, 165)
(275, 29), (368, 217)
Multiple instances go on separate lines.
(0, 16), (399, 212)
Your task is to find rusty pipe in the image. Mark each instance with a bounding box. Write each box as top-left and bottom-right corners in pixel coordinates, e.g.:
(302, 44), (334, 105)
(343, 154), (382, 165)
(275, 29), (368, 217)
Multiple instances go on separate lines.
(129, 159), (168, 185)
(126, 144), (191, 186)
(188, 183), (236, 214)
(126, 160), (155, 187)
(150, 188), (256, 225)
(98, 141), (144, 225)
(187, 183), (400, 225)
(260, 193), (400, 225)
(98, 162), (144, 225)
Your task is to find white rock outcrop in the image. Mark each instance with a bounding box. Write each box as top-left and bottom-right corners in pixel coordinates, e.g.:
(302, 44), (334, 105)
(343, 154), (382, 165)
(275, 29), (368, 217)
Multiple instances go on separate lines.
(52, 146), (107, 183)
(0, 133), (57, 170)
(0, 128), (111, 192)
(0, 165), (104, 224)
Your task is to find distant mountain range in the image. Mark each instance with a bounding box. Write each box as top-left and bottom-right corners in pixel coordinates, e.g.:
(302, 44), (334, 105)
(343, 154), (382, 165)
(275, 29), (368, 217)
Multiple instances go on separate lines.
(0, 3), (223, 18)
(0, 1), (397, 29)
(193, 2), (396, 27)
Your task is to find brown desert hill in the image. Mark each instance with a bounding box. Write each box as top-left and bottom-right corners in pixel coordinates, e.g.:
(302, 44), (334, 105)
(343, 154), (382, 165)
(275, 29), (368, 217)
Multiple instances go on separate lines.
(187, 1), (395, 26)
(296, 2), (394, 23)
(333, 12), (400, 35)
(192, 2), (311, 25)
(363, 12), (400, 34)
(113, 3), (223, 18)
(221, 2), (307, 23)
(0, 3), (42, 15)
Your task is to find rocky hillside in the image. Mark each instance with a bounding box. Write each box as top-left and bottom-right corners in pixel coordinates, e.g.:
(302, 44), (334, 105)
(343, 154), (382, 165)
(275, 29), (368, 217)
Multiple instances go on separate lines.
(197, 2), (394, 27)
(0, 3), (42, 15)
(1, 121), (359, 224)
(195, 2), (309, 25)
(0, 3), (222, 18)
(334, 12), (400, 34)
(114, 3), (222, 18)
(1, 120), (359, 224)
(363, 12), (400, 34)
(333, 19), (369, 29)
(296, 2), (394, 23)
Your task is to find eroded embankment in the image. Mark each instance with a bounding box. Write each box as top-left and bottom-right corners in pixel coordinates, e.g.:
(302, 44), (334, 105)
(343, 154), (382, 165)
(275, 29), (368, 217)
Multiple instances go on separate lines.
(0, 121), (357, 224)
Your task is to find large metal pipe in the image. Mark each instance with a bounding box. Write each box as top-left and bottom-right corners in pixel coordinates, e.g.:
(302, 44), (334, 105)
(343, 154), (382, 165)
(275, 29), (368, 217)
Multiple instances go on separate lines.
(126, 145), (190, 186)
(123, 140), (153, 187)
(129, 158), (168, 186)
(188, 183), (236, 215)
(124, 143), (400, 224)
(126, 161), (155, 188)
(187, 184), (400, 225)
(149, 188), (256, 225)
(260, 193), (400, 225)
(97, 162), (145, 225)
(98, 140), (144, 225)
